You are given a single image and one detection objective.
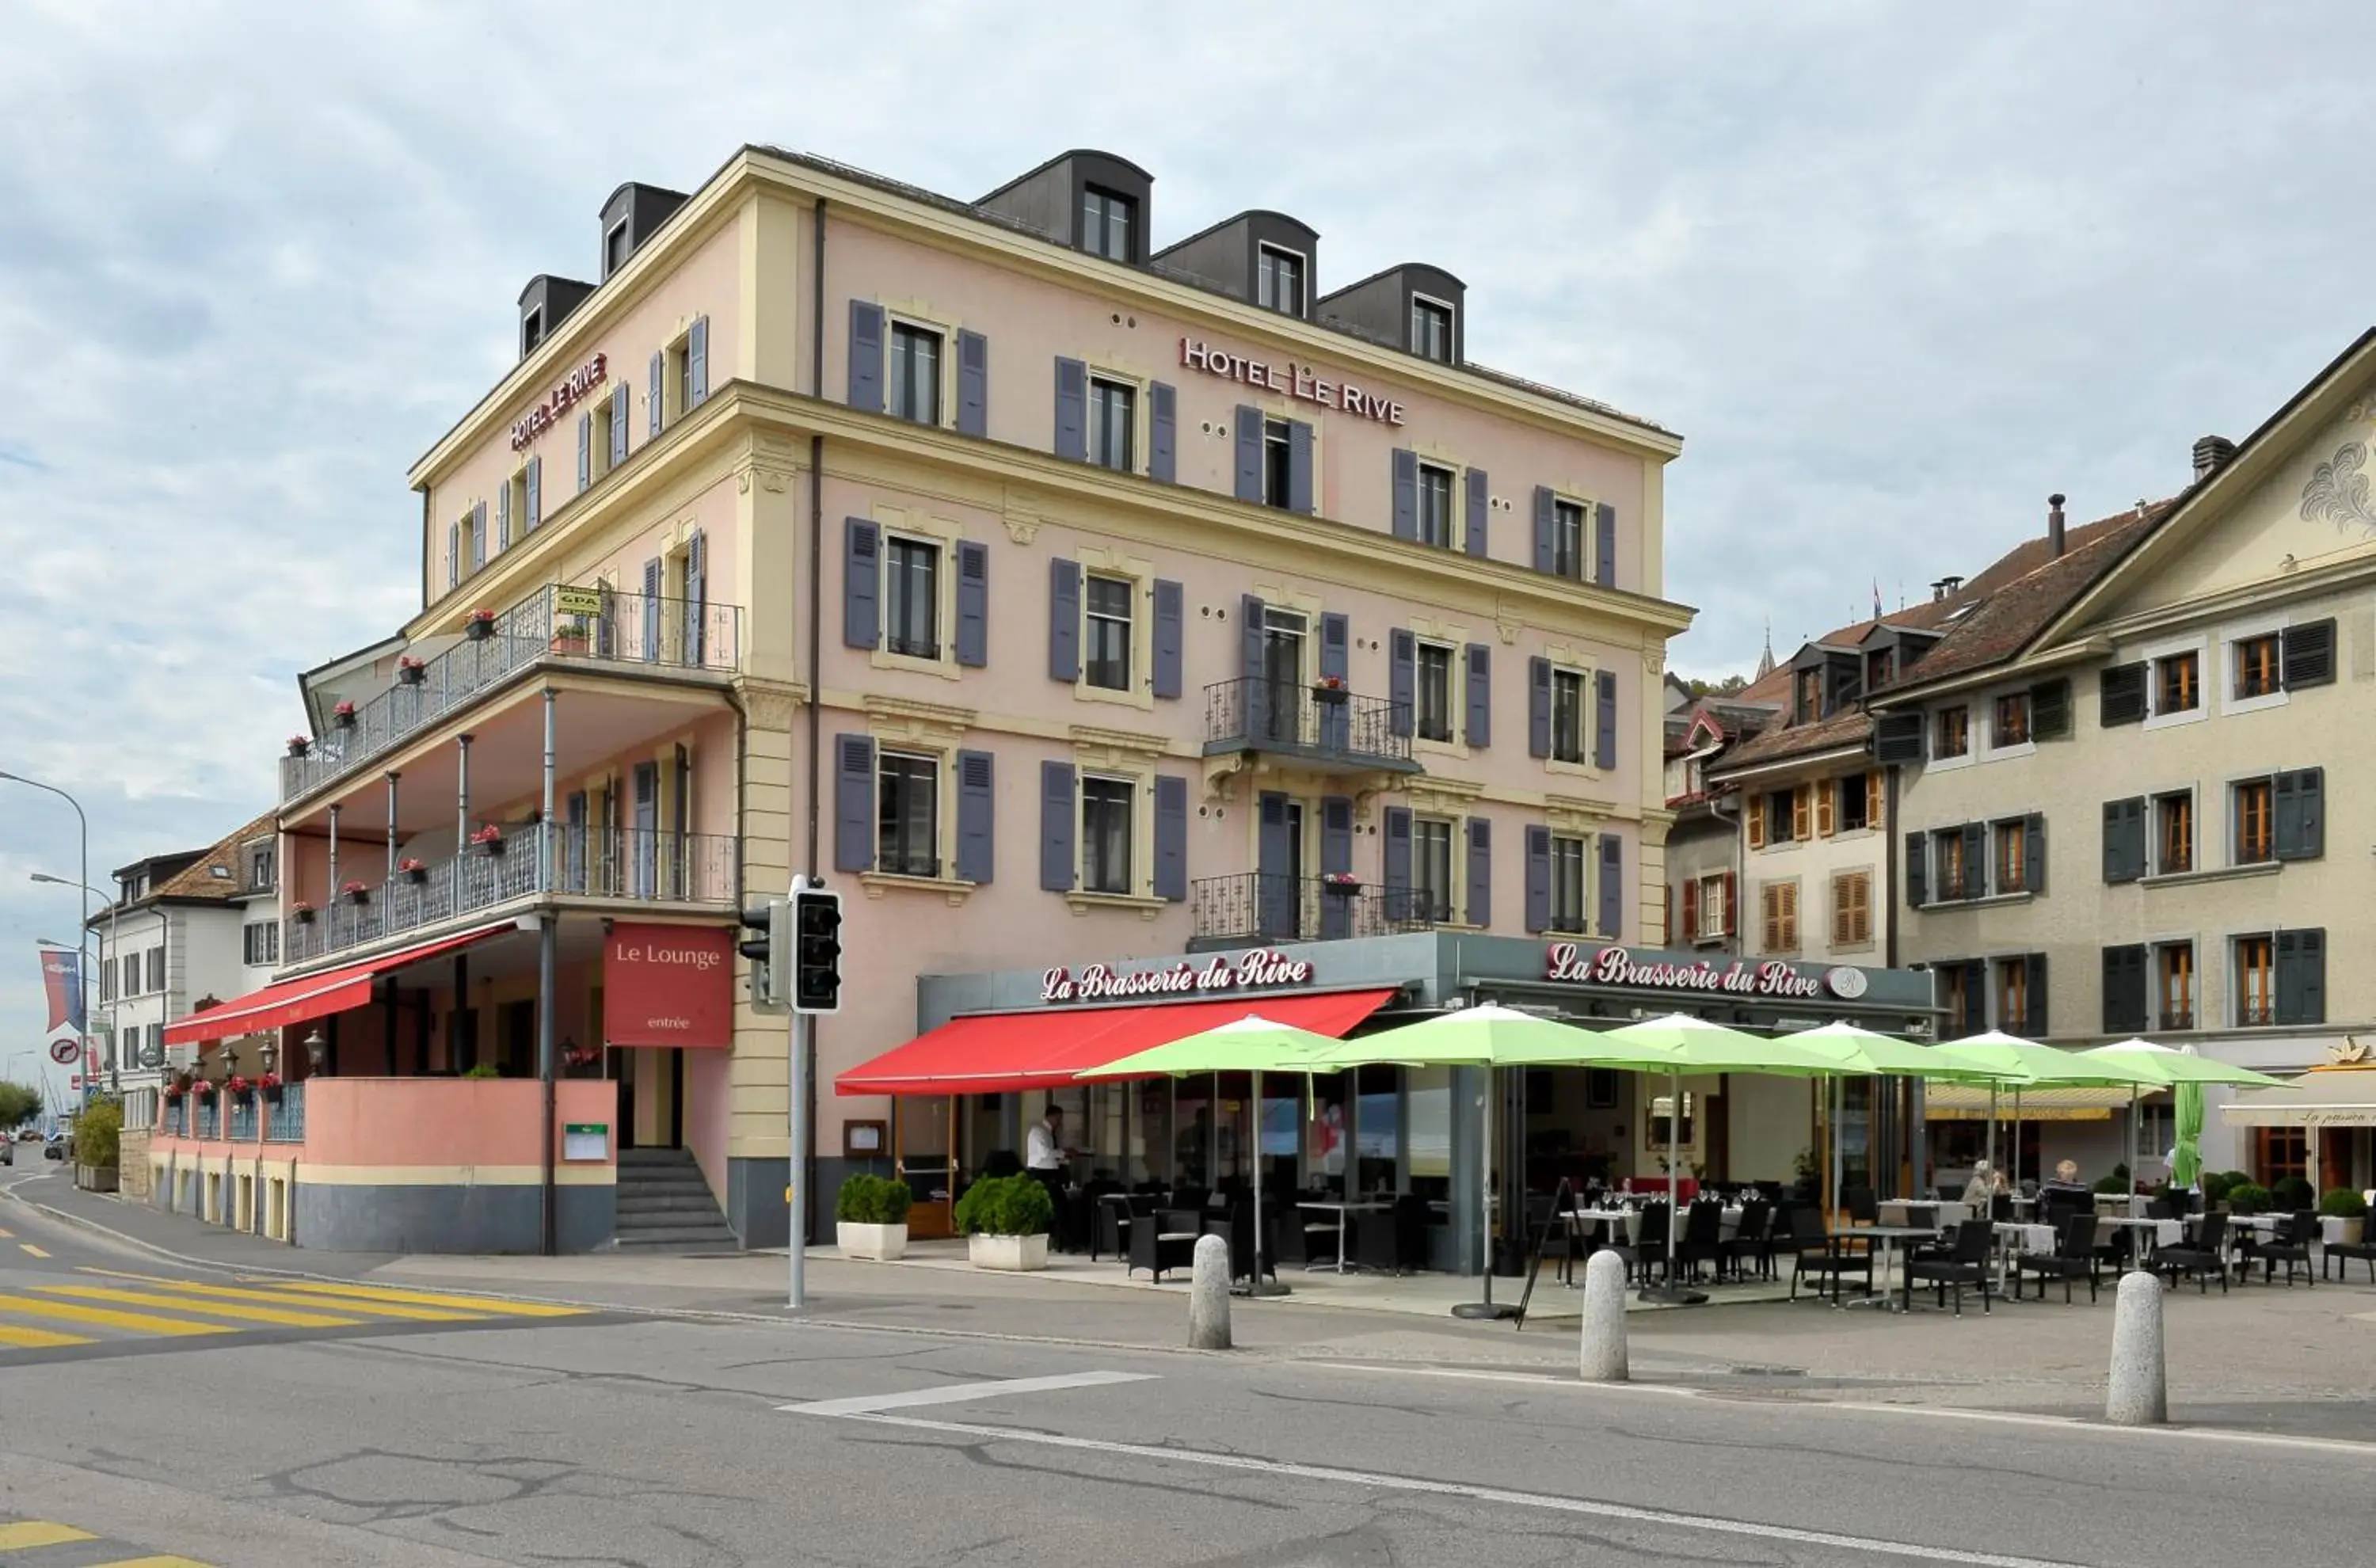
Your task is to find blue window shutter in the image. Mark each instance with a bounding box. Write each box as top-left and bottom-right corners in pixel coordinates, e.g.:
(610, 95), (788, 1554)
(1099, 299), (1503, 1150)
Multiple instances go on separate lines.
(525, 456), (541, 530)
(955, 540), (988, 668)
(1320, 796), (1354, 938)
(1466, 816), (1491, 928)
(471, 502), (486, 569)
(1152, 579), (1184, 698)
(1528, 658), (1552, 758)
(833, 735), (875, 872)
(1533, 486), (1555, 573)
(688, 316), (709, 406)
(1258, 791), (1290, 877)
(1053, 356), (1087, 461)
(611, 380), (629, 466)
(1154, 774), (1188, 901)
(648, 350), (664, 438)
(1048, 558), (1080, 681)
(1234, 405), (1263, 501)
(1288, 420), (1314, 512)
(1392, 448), (1418, 540)
(1039, 761), (1076, 891)
(687, 529), (707, 664)
(642, 558), (662, 661)
(447, 521), (460, 588)
(494, 481), (511, 551)
(1595, 669), (1619, 770)
(843, 518), (879, 649)
(955, 750), (995, 884)
(1148, 382), (1176, 483)
(1525, 826), (1552, 933)
(1465, 644), (1491, 748)
(1240, 595), (1266, 678)
(1388, 630), (1415, 738)
(1597, 835), (1624, 938)
(1464, 467), (1489, 557)
(1257, 791), (1293, 936)
(955, 329), (988, 437)
(847, 301), (884, 412)
(1594, 501), (1617, 587)
(576, 413), (591, 493)
(1383, 808), (1412, 919)
(1319, 612), (1350, 683)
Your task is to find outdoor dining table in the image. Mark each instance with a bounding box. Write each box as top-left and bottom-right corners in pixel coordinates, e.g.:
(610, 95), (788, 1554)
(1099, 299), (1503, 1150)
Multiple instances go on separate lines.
(1563, 1206), (1745, 1246)
(1296, 1199), (1387, 1273)
(1879, 1200), (1970, 1231)
(1990, 1221), (2057, 1296)
(1841, 1224), (1941, 1311)
(2092, 1214), (2181, 1270)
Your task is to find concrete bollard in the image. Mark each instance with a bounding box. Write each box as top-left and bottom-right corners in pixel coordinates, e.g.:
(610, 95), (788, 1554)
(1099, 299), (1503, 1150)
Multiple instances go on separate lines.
(2105, 1269), (2167, 1425)
(1188, 1234), (1232, 1350)
(1578, 1249), (1628, 1382)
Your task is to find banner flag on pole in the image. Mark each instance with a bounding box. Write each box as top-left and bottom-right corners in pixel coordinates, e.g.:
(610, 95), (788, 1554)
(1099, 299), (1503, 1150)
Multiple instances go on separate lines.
(40, 948), (83, 1034)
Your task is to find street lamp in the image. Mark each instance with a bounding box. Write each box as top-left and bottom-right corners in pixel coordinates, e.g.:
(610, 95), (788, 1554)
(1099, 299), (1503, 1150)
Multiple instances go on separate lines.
(302, 1029), (327, 1076)
(6, 772), (92, 1107)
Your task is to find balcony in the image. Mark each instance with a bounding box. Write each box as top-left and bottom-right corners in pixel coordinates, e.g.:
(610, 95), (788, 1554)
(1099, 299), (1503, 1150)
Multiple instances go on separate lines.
(1189, 872), (1445, 950)
(1202, 679), (1419, 776)
(281, 585), (742, 804)
(2159, 1010), (2195, 1031)
(286, 828), (737, 965)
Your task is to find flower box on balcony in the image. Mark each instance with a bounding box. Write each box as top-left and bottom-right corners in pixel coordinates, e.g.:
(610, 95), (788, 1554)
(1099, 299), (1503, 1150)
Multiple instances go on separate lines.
(225, 1075), (253, 1101)
(261, 1071), (284, 1104)
(287, 736), (311, 758)
(1321, 873), (1362, 896)
(465, 610), (497, 641)
(291, 902), (316, 924)
(333, 701), (357, 729)
(470, 825), (506, 856)
(395, 657), (426, 686)
(398, 858), (429, 885)
(194, 1082), (218, 1103)
(341, 881), (371, 907)
(551, 633), (591, 657)
(1311, 677), (1350, 706)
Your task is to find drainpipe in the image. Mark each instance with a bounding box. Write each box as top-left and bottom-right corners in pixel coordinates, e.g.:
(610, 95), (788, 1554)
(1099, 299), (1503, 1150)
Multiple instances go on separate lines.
(539, 687), (558, 1256)
(455, 734), (474, 910)
(798, 195), (827, 1250)
(326, 805), (341, 953)
(385, 772), (400, 882)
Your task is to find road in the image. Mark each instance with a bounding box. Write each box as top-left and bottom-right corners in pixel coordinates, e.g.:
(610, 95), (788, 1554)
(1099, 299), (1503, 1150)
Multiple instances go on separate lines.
(2, 1170), (2373, 1567)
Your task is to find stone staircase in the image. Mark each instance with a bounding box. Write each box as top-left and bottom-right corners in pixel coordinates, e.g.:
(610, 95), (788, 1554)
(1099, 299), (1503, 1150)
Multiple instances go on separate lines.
(612, 1147), (738, 1250)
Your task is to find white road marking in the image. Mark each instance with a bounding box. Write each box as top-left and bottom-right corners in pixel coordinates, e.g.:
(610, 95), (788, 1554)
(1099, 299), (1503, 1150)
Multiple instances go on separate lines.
(779, 1369), (1156, 1417)
(835, 1411), (2081, 1568)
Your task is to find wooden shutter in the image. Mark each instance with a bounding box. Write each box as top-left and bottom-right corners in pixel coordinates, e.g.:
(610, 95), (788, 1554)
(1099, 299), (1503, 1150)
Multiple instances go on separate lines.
(1873, 712), (1925, 763)
(1959, 823), (1986, 894)
(1594, 501), (1617, 587)
(1849, 871), (1871, 944)
(1522, 824), (1551, 933)
(1681, 876), (1700, 943)
(2098, 663), (2146, 726)
(471, 502), (486, 569)
(1464, 466), (1489, 558)
(1722, 871), (1738, 937)
(954, 541), (988, 668)
(494, 481), (511, 552)
(843, 519), (879, 649)
(2101, 945), (2146, 1034)
(1792, 785), (1812, 842)
(1465, 644), (1492, 748)
(955, 329), (988, 438)
(1760, 885), (1777, 951)
(1595, 669), (1619, 770)
(1815, 781), (1837, 838)
(2024, 953), (2050, 1037)
(1904, 831), (1926, 908)
(847, 301), (884, 412)
(525, 455), (541, 530)
(1152, 580), (1183, 698)
(642, 558), (662, 661)
(1779, 881), (1798, 950)
(1319, 612), (1350, 683)
(1747, 799), (1767, 851)
(1053, 357), (1087, 461)
(1831, 876), (1852, 948)
(832, 735), (875, 872)
(1320, 797), (1354, 938)
(1390, 630), (1417, 739)
(2023, 813), (2047, 894)
(1038, 761), (1076, 891)
(1046, 560), (1080, 680)
(648, 349), (665, 437)
(687, 316), (709, 406)
(1597, 834), (1623, 938)
(1466, 817), (1492, 927)
(2030, 677), (2071, 740)
(1527, 659), (1552, 757)
(1153, 775), (1188, 901)
(1385, 809), (1415, 920)
(955, 750), (995, 884)
(1867, 769), (1884, 831)
(687, 529), (708, 664)
(1148, 381), (1176, 483)
(1392, 449), (1419, 539)
(2275, 767), (2325, 861)
(2277, 928), (2327, 1026)
(1288, 420), (1315, 512)
(2101, 796), (2145, 883)
(1258, 791), (1291, 885)
(2283, 618), (2336, 690)
(576, 412), (591, 493)
(1237, 406), (1266, 502)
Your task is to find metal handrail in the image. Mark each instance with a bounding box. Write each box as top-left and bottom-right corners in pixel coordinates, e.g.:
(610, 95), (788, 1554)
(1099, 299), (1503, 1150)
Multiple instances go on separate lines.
(1201, 678), (1413, 767)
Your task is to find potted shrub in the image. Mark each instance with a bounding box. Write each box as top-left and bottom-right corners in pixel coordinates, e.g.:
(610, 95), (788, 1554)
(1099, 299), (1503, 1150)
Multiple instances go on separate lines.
(552, 615), (592, 657)
(194, 1079), (219, 1104)
(291, 900), (316, 924)
(260, 1071), (284, 1105)
(953, 1174), (1054, 1271)
(287, 735), (311, 759)
(2200, 1170), (2233, 1207)
(470, 824), (505, 856)
(2320, 1188), (2368, 1246)
(342, 879), (371, 907)
(836, 1173), (915, 1262)
(2226, 1182), (2273, 1216)
(398, 857), (428, 885)
(395, 655), (426, 686)
(225, 1075), (253, 1102)
(2273, 1174), (2317, 1212)
(1310, 673), (1350, 706)
(465, 608), (497, 641)
(333, 699), (358, 729)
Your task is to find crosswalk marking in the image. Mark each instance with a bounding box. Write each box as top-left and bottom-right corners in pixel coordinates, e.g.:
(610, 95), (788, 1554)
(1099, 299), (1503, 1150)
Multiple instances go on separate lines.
(89, 1273), (481, 1322)
(20, 1242), (51, 1258)
(32, 1285), (367, 1330)
(0, 1520), (97, 1548)
(0, 1294), (234, 1337)
(0, 1320), (95, 1349)
(257, 1279), (586, 1317)
(0, 1224), (13, 1237)
(88, 1556), (217, 1566)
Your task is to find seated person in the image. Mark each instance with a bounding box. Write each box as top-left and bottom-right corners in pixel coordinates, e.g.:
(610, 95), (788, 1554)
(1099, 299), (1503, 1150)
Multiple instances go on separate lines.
(2038, 1158), (2091, 1204)
(1959, 1159), (2007, 1208)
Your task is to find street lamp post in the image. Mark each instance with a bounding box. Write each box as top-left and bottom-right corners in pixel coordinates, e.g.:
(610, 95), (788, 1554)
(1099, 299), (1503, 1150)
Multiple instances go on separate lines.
(3, 772), (92, 1106)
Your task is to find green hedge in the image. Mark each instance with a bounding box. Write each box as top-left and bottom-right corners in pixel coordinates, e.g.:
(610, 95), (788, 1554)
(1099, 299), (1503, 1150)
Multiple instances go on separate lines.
(953, 1174), (1053, 1238)
(2226, 1182), (2274, 1216)
(70, 1097), (122, 1170)
(835, 1173), (913, 1225)
(2319, 1188), (2368, 1219)
(2272, 1175), (2317, 1212)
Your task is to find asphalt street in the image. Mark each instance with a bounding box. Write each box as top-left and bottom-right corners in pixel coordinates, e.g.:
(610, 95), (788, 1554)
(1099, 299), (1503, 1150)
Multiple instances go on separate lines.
(3, 1173), (2373, 1567)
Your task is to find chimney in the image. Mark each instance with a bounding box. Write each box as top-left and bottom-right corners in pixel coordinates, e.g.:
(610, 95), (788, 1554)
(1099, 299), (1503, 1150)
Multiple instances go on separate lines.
(2047, 493), (2066, 558)
(2192, 435), (2237, 481)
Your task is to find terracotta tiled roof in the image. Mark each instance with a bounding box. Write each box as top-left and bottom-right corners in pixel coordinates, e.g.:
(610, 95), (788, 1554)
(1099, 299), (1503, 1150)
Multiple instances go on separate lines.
(1708, 706), (1876, 774)
(150, 812), (277, 903)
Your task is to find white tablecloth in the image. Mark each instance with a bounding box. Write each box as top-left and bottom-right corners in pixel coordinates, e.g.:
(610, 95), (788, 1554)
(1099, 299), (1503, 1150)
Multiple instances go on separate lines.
(1994, 1221), (2055, 1254)
(1567, 1207), (1743, 1244)
(2092, 1216), (2182, 1246)
(1879, 1201), (1971, 1229)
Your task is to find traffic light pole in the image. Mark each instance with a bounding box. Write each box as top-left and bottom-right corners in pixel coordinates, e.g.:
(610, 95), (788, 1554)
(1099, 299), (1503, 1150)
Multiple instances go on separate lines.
(789, 1006), (812, 1311)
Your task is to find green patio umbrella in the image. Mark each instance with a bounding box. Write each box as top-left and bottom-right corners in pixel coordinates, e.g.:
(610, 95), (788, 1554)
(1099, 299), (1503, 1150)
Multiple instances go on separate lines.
(2172, 1055), (2205, 1191)
(2087, 1040), (2288, 1198)
(1080, 1014), (1349, 1296)
(1935, 1033), (2160, 1192)
(1779, 1022), (2028, 1214)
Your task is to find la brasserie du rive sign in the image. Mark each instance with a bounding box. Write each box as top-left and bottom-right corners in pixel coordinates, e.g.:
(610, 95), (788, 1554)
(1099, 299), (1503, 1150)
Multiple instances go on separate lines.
(1546, 942), (1862, 1002)
(1042, 948), (1315, 1005)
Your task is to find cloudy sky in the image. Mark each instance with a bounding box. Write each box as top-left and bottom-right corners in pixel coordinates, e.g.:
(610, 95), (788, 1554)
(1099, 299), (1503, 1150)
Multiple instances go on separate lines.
(2, 1), (2370, 1070)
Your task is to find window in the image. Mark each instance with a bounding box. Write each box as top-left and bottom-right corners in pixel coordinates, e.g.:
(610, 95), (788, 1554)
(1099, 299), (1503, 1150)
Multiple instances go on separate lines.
(1411, 297), (1453, 362)
(1415, 462), (1454, 547)
(2236, 935), (2275, 1026)
(1081, 776), (1134, 893)
(1992, 691), (2031, 747)
(1795, 668), (1823, 724)
(1939, 961), (1975, 1038)
(1087, 378), (1134, 471)
(242, 922), (279, 967)
(1831, 870), (1871, 948)
(147, 948), (164, 993)
(1413, 817), (1455, 922)
(1647, 1089), (1695, 1150)
(246, 843), (275, 891)
(876, 751), (939, 878)
(1550, 669), (1586, 763)
(1082, 186), (1134, 261)
(1996, 957), (2030, 1032)
(1838, 773), (1871, 833)
(2255, 1126), (2308, 1189)
(1993, 818), (2028, 893)
(2234, 633), (2280, 699)
(1935, 828), (1970, 900)
(520, 306), (544, 356)
(1262, 418), (1293, 508)
(1765, 789), (1795, 846)
(1084, 575), (1133, 691)
(605, 220), (630, 277)
(1694, 873), (1730, 939)
(1865, 647), (1895, 692)
(1760, 881), (1799, 953)
(2233, 778), (2272, 864)
(884, 537), (940, 660)
(1934, 706), (1970, 759)
(2157, 942), (2195, 1030)
(889, 323), (942, 425)
(2153, 651), (2199, 714)
(1549, 835), (1588, 934)
(1416, 642), (1456, 742)
(1257, 245), (1304, 315)
(1550, 499), (1585, 579)
(2155, 791), (2193, 874)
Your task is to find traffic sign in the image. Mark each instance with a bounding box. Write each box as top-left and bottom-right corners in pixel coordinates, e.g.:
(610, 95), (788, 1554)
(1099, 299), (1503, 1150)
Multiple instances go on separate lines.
(49, 1039), (78, 1066)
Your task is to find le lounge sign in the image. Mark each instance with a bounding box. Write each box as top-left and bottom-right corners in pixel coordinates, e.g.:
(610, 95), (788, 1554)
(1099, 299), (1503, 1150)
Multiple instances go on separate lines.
(510, 352), (609, 451)
(1544, 942), (1849, 1002)
(605, 923), (732, 1048)
(1042, 948), (1316, 1005)
(1178, 338), (1407, 426)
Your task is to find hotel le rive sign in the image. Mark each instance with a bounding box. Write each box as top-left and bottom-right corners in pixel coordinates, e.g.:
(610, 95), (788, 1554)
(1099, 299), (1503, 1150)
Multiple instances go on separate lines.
(1177, 338), (1407, 427)
(509, 352), (609, 451)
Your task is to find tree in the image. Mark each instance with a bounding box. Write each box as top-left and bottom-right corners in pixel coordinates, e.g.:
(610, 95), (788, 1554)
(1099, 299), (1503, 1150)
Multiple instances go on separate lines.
(1686, 674), (1750, 698)
(0, 1079), (42, 1132)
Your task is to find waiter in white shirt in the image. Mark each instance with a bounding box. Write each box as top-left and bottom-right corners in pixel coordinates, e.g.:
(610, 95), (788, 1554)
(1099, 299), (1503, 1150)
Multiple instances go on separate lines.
(1026, 1106), (1071, 1248)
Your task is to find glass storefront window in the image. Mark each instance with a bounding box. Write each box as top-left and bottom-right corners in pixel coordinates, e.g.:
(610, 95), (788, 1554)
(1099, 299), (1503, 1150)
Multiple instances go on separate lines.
(1305, 1072), (1349, 1196)
(1174, 1080), (1213, 1189)
(1354, 1064), (1399, 1196)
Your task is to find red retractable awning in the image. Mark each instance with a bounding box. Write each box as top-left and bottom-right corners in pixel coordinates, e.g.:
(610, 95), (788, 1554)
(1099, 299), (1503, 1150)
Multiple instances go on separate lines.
(164, 923), (516, 1046)
(836, 988), (1398, 1097)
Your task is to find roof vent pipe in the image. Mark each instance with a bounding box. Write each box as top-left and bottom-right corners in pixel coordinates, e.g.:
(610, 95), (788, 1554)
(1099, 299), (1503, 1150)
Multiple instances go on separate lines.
(2048, 493), (2066, 558)
(2192, 435), (2237, 481)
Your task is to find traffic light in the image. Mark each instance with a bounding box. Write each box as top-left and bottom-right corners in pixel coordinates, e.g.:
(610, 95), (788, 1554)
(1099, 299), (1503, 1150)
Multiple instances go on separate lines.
(792, 884), (843, 1015)
(740, 896), (790, 1014)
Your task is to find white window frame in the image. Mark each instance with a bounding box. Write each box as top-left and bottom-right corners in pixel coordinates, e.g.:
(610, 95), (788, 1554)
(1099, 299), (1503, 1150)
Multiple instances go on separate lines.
(1548, 664), (1589, 767)
(2221, 613), (2290, 717)
(2141, 631), (2210, 732)
(1411, 291), (1456, 362)
(1256, 242), (1307, 316)
(1980, 687), (2036, 762)
(1415, 459), (1456, 548)
(1079, 771), (1140, 897)
(1549, 495), (1587, 580)
(1083, 571), (1136, 695)
(1414, 638), (1459, 745)
(880, 532), (944, 663)
(1928, 703), (1975, 771)
(1411, 815), (1459, 924)
(1694, 872), (1729, 939)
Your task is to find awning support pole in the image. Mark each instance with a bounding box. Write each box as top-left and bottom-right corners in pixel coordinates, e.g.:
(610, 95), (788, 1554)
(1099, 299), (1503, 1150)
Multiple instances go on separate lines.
(539, 688), (558, 1258)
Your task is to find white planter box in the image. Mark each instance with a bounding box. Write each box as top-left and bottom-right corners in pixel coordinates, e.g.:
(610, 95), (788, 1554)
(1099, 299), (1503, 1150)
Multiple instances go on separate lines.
(836, 1221), (908, 1262)
(967, 1232), (1049, 1272)
(2322, 1216), (2363, 1247)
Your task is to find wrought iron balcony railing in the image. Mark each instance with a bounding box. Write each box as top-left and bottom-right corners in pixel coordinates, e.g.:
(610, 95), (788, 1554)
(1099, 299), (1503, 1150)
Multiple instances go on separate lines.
(265, 1082), (306, 1143)
(285, 828), (739, 965)
(1201, 679), (1418, 773)
(280, 585), (742, 802)
(1189, 872), (1447, 946)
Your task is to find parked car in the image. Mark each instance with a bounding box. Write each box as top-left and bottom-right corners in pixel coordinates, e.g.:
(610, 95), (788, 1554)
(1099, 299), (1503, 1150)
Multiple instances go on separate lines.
(44, 1137), (65, 1161)
(1, 1140), (11, 1166)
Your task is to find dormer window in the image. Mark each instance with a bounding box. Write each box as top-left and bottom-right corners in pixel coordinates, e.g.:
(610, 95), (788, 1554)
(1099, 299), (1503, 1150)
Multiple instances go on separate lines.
(1794, 668), (1822, 723)
(1865, 647), (1894, 691)
(604, 219), (631, 279)
(1411, 297), (1453, 362)
(1258, 244), (1305, 315)
(1082, 186), (1134, 261)
(520, 306), (545, 358)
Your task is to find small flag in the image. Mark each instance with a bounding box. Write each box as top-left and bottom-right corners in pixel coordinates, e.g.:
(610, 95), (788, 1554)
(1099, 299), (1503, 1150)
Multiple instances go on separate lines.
(39, 948), (82, 1035)
(1872, 580), (1883, 620)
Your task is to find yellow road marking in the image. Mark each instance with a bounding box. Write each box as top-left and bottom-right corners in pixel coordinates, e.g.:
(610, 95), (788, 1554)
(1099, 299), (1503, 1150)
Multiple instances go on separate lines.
(19, 1243), (51, 1258)
(255, 1280), (586, 1317)
(88, 1557), (219, 1567)
(0, 1294), (234, 1337)
(0, 1321), (94, 1349)
(33, 1285), (364, 1330)
(0, 1520), (98, 1548)
(85, 1273), (479, 1322)
(0, 1225), (13, 1237)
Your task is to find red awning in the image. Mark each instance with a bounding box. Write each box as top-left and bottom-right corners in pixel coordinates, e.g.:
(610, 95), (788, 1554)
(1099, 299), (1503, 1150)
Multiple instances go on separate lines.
(163, 923), (516, 1046)
(836, 988), (1399, 1097)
